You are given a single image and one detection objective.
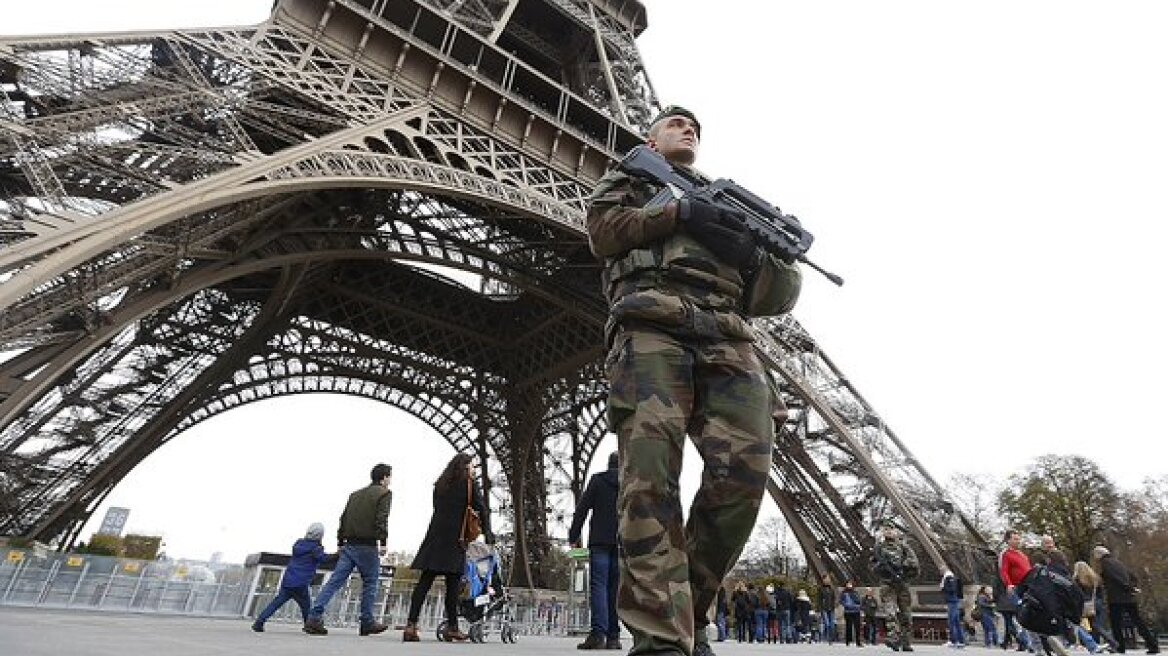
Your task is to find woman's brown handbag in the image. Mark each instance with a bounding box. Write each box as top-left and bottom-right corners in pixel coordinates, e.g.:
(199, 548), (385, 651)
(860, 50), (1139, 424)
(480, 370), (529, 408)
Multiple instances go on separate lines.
(460, 478), (482, 544)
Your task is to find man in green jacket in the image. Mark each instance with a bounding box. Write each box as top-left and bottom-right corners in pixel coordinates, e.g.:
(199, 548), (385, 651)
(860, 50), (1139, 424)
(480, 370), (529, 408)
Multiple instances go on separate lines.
(304, 463), (392, 636)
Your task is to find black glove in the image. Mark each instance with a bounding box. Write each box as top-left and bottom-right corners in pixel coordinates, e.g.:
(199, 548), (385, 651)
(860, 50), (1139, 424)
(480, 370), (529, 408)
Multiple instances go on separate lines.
(678, 196), (760, 270)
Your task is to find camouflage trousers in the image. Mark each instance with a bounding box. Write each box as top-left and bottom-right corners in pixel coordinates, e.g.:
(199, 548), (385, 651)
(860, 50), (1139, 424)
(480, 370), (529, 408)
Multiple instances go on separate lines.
(880, 582), (913, 648)
(605, 328), (775, 656)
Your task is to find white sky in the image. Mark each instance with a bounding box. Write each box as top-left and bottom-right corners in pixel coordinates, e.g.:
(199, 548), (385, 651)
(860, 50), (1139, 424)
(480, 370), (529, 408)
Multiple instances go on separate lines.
(4, 1), (1167, 564)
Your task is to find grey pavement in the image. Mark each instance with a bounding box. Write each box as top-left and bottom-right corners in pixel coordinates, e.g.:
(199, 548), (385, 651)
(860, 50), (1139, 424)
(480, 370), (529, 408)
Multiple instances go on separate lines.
(0, 607), (966, 656)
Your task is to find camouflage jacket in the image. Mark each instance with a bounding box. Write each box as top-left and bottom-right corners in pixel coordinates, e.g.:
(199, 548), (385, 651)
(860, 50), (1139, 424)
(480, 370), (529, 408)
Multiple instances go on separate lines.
(872, 538), (920, 583)
(585, 167), (802, 342)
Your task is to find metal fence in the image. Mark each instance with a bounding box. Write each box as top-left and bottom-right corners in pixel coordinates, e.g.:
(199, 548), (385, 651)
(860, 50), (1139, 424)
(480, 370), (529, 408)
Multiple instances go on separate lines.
(1, 547), (249, 614)
(0, 546), (588, 638)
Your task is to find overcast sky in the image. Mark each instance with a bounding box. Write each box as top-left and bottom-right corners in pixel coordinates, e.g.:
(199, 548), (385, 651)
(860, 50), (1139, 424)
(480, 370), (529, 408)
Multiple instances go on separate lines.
(4, 1), (1166, 564)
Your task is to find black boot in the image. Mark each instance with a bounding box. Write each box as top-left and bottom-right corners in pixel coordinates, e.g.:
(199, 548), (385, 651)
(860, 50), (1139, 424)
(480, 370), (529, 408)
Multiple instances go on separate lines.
(694, 642), (717, 656)
(577, 632), (606, 650)
(302, 618), (328, 636)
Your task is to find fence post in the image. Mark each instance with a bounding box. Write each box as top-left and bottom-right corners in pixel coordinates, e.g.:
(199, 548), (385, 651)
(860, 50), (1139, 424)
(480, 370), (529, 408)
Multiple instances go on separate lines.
(129, 565), (148, 608)
(2, 558), (27, 601)
(67, 561), (90, 606)
(97, 566), (117, 607)
(36, 559), (62, 604)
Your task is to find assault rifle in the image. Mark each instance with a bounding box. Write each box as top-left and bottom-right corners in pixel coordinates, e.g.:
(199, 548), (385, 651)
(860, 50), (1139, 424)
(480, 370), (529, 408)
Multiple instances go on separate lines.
(618, 145), (843, 286)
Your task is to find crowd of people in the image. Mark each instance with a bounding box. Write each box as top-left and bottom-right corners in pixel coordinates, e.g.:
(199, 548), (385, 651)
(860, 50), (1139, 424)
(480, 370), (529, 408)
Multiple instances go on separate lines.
(705, 528), (1160, 656)
(715, 578), (883, 647)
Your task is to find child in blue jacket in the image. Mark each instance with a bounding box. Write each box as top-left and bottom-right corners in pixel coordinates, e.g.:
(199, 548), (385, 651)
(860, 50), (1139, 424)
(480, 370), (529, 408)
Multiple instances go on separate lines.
(252, 522), (329, 632)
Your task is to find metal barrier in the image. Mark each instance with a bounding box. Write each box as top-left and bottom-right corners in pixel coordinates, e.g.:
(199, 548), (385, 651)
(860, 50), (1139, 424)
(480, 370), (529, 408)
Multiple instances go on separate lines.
(1, 546), (587, 638)
(1, 547), (248, 614)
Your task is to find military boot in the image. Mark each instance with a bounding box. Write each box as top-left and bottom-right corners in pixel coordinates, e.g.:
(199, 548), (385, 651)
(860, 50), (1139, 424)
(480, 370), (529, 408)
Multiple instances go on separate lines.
(693, 641), (717, 656)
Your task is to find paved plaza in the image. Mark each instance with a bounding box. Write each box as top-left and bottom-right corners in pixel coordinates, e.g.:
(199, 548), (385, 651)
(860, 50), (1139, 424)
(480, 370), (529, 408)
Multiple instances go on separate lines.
(0, 606), (971, 656)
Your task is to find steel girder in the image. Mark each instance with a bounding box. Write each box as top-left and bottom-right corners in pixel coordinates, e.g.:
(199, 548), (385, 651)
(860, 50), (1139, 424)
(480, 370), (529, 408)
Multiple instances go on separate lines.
(1, 0), (991, 587)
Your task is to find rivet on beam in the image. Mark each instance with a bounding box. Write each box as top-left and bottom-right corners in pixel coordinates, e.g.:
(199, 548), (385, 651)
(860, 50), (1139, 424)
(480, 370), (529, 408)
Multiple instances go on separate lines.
(460, 80), (477, 113)
(314, 1), (337, 39)
(550, 129), (562, 159)
(354, 23), (374, 58)
(492, 97), (508, 132)
(427, 62), (445, 98)
(521, 114), (535, 148)
(392, 42), (412, 77)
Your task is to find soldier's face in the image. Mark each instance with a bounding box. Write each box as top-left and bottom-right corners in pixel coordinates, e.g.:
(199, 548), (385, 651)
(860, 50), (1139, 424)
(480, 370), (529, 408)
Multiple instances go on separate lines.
(648, 116), (699, 165)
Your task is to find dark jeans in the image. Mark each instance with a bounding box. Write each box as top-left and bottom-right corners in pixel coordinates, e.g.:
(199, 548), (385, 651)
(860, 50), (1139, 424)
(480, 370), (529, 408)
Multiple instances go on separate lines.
(981, 612), (999, 646)
(823, 610), (837, 643)
(1108, 601), (1159, 653)
(845, 612), (862, 645)
(256, 585), (311, 623)
(754, 608), (768, 642)
(864, 616), (878, 644)
(736, 612), (749, 641)
(309, 544), (381, 625)
(947, 600), (966, 644)
(1002, 610), (1024, 648)
(589, 545), (620, 639)
(408, 570), (461, 626)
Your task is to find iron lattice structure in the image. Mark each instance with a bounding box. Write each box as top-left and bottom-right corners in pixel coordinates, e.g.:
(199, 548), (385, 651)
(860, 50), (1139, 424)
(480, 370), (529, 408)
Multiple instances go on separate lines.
(0, 0), (991, 587)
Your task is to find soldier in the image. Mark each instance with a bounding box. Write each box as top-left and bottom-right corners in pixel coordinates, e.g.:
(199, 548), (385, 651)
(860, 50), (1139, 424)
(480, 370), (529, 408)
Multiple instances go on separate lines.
(871, 523), (920, 652)
(585, 104), (803, 656)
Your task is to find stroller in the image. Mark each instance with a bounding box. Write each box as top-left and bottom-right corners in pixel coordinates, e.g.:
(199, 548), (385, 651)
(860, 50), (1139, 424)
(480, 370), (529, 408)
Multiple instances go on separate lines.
(436, 542), (516, 643)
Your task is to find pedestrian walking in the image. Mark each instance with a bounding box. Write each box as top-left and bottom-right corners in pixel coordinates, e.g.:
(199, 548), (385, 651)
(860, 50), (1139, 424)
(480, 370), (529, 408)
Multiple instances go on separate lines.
(303, 463), (393, 636)
(569, 451), (622, 651)
(252, 522), (329, 632)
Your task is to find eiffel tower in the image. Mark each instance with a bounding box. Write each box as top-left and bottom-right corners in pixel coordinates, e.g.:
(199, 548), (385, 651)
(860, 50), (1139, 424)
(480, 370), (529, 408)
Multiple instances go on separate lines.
(0, 0), (992, 587)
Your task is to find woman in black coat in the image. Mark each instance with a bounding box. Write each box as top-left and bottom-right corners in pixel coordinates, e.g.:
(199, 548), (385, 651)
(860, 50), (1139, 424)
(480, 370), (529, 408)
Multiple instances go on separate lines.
(402, 453), (490, 642)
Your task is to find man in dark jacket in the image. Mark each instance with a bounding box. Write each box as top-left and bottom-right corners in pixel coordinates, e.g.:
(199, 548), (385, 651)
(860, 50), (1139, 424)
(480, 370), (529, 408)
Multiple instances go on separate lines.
(570, 451), (621, 650)
(774, 582), (795, 643)
(304, 463), (392, 637)
(818, 576), (838, 644)
(1094, 546), (1159, 654)
(252, 522), (329, 632)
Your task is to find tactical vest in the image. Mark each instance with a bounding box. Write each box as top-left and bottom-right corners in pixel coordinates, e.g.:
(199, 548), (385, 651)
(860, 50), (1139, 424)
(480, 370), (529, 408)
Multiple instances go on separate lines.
(600, 173), (756, 342)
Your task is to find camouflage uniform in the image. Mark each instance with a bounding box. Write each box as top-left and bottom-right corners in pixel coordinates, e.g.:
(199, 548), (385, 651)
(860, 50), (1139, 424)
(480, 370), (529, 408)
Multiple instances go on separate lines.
(871, 535), (920, 650)
(586, 125), (802, 656)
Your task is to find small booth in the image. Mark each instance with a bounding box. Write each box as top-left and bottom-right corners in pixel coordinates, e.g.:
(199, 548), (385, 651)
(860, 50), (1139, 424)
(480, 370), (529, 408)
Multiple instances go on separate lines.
(565, 547), (591, 636)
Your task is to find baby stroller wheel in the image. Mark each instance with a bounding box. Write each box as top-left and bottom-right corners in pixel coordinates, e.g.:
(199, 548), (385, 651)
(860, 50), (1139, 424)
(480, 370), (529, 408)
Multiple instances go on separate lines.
(469, 624), (484, 643)
(436, 620), (448, 641)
